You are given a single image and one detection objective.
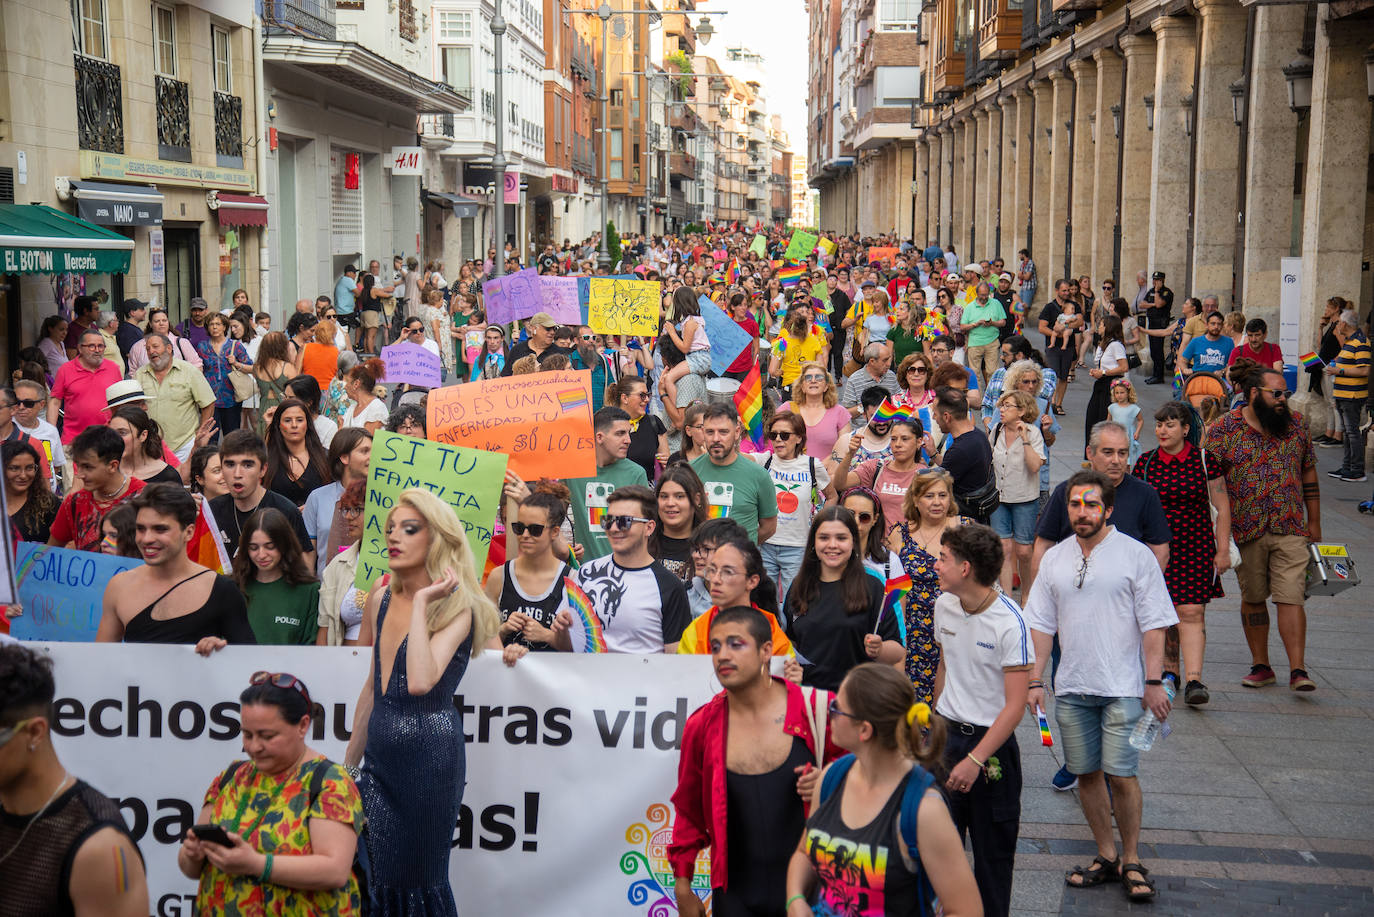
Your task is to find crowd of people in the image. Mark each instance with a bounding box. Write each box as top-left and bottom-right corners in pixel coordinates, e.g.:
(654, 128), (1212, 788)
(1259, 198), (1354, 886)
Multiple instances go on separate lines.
(1, 227), (1361, 916)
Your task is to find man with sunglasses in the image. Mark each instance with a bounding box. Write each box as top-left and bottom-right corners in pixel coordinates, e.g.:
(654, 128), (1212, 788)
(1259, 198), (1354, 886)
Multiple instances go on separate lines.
(12, 380), (65, 493)
(1024, 471), (1175, 904)
(567, 407), (649, 563)
(0, 644), (150, 916)
(556, 485), (690, 654)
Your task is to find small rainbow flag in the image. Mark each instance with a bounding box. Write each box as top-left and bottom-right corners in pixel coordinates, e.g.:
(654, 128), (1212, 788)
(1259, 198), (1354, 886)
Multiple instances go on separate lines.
(1299, 352), (1324, 370)
(778, 265), (806, 288)
(725, 258), (738, 284)
(1035, 705), (1054, 747)
(563, 577), (608, 653)
(557, 388), (588, 412)
(707, 504), (731, 519)
(880, 572), (912, 629)
(872, 397), (912, 425)
(734, 361), (765, 450)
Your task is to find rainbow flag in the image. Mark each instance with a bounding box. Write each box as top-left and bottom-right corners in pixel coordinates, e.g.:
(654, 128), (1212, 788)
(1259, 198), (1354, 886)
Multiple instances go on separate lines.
(725, 258), (738, 284)
(879, 572), (912, 636)
(557, 388), (588, 412)
(872, 397), (912, 424)
(187, 497), (231, 574)
(563, 577), (608, 653)
(734, 361), (765, 450)
(588, 505), (608, 528)
(1299, 351), (1324, 370)
(1035, 705), (1054, 747)
(778, 265), (806, 288)
(707, 504), (731, 519)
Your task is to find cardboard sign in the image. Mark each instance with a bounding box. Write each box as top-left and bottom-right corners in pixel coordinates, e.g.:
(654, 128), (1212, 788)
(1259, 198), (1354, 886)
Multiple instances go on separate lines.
(749, 234), (767, 257)
(697, 294), (753, 376)
(10, 544), (142, 641)
(784, 230), (818, 262)
(356, 432), (508, 588)
(483, 267), (543, 324)
(587, 277), (660, 336)
(539, 275), (585, 326)
(867, 246), (899, 267)
(426, 370), (596, 482)
(380, 341), (442, 388)
(817, 237), (836, 256)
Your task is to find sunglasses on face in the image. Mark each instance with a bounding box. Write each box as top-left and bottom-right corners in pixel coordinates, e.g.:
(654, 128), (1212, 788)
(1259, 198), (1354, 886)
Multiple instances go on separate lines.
(827, 698), (862, 721)
(851, 511), (874, 524)
(768, 431), (795, 441)
(250, 670), (312, 706)
(601, 515), (651, 531)
(14, 399), (40, 408)
(802, 374), (826, 382)
(510, 522), (547, 537)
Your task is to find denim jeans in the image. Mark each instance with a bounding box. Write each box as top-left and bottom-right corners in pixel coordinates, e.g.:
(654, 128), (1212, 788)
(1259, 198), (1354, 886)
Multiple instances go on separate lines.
(761, 542), (804, 604)
(1337, 398), (1366, 475)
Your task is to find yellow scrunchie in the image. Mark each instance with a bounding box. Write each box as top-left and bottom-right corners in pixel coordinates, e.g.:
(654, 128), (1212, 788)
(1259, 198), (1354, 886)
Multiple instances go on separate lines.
(905, 702), (930, 729)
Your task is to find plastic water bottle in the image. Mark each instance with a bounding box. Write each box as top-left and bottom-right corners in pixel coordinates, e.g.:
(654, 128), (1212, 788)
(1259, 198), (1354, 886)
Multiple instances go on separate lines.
(1128, 680), (1177, 751)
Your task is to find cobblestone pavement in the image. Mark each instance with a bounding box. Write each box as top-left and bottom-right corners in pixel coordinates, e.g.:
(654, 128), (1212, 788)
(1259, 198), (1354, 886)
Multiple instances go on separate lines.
(1002, 370), (1374, 916)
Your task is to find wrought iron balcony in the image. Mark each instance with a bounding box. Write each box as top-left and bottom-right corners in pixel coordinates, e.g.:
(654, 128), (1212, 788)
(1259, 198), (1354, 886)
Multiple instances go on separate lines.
(215, 91), (243, 163)
(74, 54), (123, 153)
(419, 113), (456, 140)
(156, 75), (191, 162)
(264, 0), (336, 41)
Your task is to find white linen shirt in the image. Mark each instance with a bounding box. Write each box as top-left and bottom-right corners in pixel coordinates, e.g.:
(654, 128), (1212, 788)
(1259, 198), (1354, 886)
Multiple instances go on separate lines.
(1022, 528), (1178, 698)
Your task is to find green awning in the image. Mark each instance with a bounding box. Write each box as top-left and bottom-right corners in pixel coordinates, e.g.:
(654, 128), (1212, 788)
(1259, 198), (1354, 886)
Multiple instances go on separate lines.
(0, 204), (134, 275)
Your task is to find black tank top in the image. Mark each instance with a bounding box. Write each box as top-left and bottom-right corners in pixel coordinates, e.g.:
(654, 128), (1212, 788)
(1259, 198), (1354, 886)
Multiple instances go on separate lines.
(497, 561), (571, 650)
(0, 780), (140, 917)
(716, 735), (813, 916)
(804, 767), (926, 916)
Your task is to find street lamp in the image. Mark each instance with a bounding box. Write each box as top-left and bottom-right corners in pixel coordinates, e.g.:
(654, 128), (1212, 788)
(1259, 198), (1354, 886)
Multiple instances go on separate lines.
(1143, 93), (1154, 132)
(1229, 77), (1247, 127)
(1283, 50), (1313, 114)
(490, 0), (507, 279)
(1109, 103), (1122, 139)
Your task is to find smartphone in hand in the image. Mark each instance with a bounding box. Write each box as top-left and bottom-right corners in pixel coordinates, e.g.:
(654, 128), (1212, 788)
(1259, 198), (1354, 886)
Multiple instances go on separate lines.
(191, 824), (233, 847)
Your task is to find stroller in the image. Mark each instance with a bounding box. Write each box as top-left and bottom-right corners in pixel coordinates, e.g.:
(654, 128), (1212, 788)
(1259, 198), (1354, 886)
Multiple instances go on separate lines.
(1180, 370), (1231, 410)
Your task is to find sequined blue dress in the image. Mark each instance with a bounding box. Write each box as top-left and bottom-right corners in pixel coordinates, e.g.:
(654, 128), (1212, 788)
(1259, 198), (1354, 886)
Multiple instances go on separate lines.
(360, 589), (473, 916)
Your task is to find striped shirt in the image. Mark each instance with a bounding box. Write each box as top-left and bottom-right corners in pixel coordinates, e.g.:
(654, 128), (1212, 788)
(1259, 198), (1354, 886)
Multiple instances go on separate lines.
(1332, 330), (1370, 401)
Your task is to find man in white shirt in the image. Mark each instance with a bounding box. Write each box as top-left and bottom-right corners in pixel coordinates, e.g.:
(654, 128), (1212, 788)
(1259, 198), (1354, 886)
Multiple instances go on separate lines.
(933, 524), (1033, 917)
(1024, 471), (1177, 903)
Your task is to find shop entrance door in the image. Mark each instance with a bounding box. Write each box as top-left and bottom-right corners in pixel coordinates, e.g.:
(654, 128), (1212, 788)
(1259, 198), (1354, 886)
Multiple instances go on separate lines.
(162, 226), (201, 325)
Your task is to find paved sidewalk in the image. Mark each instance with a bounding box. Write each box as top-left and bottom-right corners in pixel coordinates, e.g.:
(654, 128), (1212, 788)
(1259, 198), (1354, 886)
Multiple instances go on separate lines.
(1003, 369), (1374, 916)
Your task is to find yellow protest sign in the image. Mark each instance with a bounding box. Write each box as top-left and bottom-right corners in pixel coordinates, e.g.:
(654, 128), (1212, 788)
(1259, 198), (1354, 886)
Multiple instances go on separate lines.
(587, 277), (660, 335)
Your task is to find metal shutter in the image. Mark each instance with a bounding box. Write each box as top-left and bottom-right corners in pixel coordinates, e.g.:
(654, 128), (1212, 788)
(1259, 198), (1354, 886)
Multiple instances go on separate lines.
(330, 149), (363, 255)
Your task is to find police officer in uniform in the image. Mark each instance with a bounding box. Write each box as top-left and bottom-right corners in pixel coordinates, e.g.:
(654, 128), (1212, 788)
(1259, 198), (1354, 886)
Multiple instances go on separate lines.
(1142, 271), (1175, 384)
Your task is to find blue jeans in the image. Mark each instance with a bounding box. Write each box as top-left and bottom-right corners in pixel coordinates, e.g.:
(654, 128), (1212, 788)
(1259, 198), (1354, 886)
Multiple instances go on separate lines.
(1336, 398), (1366, 476)
(761, 543), (804, 604)
(1055, 694), (1144, 777)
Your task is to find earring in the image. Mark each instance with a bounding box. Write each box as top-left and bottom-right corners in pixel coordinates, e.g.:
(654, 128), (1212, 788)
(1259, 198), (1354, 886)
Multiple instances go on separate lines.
(28, 744), (36, 752)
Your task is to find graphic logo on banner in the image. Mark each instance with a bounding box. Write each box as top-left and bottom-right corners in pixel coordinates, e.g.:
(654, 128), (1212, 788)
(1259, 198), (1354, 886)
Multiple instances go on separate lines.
(380, 341), (442, 388)
(389, 146), (422, 175)
(483, 267), (542, 325)
(426, 371), (596, 481)
(621, 803), (712, 914)
(588, 278), (660, 336)
(10, 544), (141, 641)
(504, 171), (520, 204)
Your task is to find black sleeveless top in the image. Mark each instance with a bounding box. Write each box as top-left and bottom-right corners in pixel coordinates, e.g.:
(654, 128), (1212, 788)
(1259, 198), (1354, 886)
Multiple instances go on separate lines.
(0, 780), (141, 917)
(718, 736), (813, 913)
(123, 571), (258, 645)
(497, 561), (571, 650)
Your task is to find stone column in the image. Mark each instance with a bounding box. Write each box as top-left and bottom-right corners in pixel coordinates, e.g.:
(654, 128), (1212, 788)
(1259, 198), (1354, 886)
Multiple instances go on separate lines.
(1147, 15), (1197, 287)
(1240, 5), (1304, 327)
(1091, 48), (1125, 285)
(967, 117), (980, 256)
(951, 120), (967, 254)
(939, 126), (955, 245)
(1070, 59), (1098, 281)
(1191, 0), (1249, 304)
(986, 104), (1004, 259)
(1009, 91), (1032, 267)
(1120, 32), (1157, 284)
(1047, 69), (1074, 283)
(1030, 79), (1054, 288)
(919, 135), (936, 244)
(972, 108), (989, 257)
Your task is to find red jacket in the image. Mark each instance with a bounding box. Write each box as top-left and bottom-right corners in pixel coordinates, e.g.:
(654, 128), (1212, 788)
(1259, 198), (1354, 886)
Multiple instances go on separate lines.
(668, 678), (843, 889)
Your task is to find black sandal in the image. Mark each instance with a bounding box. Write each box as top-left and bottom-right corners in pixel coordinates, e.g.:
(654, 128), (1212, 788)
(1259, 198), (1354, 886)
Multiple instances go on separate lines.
(1121, 863), (1157, 901)
(1065, 855), (1120, 889)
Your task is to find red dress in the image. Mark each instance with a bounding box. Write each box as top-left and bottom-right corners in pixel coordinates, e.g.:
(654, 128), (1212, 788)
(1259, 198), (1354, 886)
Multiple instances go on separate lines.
(1134, 443), (1224, 604)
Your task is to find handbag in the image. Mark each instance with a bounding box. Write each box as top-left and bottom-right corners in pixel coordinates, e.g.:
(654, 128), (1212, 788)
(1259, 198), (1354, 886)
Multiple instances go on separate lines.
(1200, 448), (1242, 570)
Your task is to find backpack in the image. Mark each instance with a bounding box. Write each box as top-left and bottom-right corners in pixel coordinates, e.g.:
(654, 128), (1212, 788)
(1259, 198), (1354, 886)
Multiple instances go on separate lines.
(818, 755), (937, 917)
(219, 759), (372, 911)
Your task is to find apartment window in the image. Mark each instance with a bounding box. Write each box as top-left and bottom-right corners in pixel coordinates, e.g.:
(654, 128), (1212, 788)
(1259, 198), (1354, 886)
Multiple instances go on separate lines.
(610, 89), (624, 108)
(437, 9), (472, 40)
(153, 4), (177, 76)
(212, 26), (232, 92)
(442, 46), (471, 95)
(71, 0), (108, 59)
(610, 130), (623, 179)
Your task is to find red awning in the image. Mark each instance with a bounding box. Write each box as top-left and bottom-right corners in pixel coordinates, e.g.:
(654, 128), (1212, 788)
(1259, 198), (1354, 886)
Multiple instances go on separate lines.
(215, 193), (268, 227)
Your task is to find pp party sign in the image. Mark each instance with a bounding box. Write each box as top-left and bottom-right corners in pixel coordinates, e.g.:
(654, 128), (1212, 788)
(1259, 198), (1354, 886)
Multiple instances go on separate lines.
(426, 370), (596, 481)
(10, 543), (142, 641)
(587, 277), (660, 336)
(357, 432), (508, 588)
(380, 340), (442, 388)
(784, 230), (819, 262)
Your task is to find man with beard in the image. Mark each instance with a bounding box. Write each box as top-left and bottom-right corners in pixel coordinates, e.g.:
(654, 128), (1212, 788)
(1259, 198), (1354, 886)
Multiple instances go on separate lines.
(1025, 471), (1176, 904)
(566, 407), (649, 562)
(691, 403), (778, 544)
(132, 331), (215, 462)
(669, 606), (836, 917)
(1204, 367), (1322, 692)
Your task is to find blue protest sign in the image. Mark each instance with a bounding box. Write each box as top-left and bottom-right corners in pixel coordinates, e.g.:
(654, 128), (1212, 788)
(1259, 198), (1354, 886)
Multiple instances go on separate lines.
(697, 295), (753, 376)
(10, 543), (142, 641)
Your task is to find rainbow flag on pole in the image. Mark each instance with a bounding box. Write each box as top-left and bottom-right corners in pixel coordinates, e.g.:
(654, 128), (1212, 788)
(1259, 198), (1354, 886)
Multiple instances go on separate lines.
(187, 497), (231, 574)
(1298, 352), (1324, 370)
(734, 361), (766, 450)
(872, 396), (912, 424)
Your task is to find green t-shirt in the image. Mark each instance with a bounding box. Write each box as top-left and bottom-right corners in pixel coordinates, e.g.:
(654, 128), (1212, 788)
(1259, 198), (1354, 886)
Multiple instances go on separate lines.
(567, 459), (650, 562)
(690, 452), (779, 541)
(961, 299), (1006, 348)
(244, 579), (321, 645)
(886, 324), (923, 366)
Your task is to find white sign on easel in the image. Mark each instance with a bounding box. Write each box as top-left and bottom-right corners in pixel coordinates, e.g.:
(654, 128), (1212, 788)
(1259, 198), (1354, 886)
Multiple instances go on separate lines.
(1278, 256), (1302, 363)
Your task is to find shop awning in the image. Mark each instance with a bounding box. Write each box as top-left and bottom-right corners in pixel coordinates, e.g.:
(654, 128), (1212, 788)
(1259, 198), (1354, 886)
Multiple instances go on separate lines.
(0, 204), (133, 274)
(423, 189), (483, 218)
(214, 193), (269, 227)
(70, 180), (163, 226)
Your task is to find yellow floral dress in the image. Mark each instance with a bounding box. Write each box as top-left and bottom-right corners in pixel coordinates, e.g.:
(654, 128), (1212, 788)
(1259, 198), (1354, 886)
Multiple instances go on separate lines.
(196, 756), (364, 916)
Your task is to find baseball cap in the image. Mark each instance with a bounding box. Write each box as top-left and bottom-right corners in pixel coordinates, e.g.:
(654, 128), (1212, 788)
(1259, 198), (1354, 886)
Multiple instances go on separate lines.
(106, 380), (147, 410)
(860, 279), (877, 288)
(189, 297), (209, 311)
(121, 297), (149, 315)
(528, 312), (558, 328)
(999, 272), (1015, 283)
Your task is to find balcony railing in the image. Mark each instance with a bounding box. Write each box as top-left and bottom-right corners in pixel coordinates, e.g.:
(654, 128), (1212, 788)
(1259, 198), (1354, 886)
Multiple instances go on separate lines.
(214, 91), (243, 164)
(670, 151), (697, 179)
(264, 0), (336, 41)
(155, 75), (190, 162)
(419, 113), (455, 140)
(75, 54), (123, 153)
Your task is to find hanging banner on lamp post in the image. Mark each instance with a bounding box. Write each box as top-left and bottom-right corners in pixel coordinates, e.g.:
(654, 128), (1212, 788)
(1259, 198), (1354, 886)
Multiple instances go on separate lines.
(504, 171), (521, 204)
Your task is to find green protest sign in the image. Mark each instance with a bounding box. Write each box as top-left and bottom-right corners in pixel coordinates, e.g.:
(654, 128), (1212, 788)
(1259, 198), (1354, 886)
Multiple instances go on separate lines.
(357, 432), (508, 588)
(784, 230), (818, 262)
(749, 234), (767, 257)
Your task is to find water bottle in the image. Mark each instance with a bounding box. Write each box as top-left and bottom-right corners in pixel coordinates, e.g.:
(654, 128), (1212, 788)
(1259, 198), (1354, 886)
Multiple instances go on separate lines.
(1128, 680), (1176, 751)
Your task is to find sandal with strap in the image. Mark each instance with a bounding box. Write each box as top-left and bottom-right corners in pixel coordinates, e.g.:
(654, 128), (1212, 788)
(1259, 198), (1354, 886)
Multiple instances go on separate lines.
(1121, 862), (1157, 901)
(1065, 855), (1120, 889)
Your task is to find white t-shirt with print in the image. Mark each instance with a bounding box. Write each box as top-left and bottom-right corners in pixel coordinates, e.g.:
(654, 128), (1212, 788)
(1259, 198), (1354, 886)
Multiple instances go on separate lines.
(749, 453), (831, 547)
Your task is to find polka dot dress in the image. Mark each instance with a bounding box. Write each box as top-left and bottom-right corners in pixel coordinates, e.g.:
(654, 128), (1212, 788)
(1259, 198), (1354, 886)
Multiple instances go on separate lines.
(1135, 445), (1225, 604)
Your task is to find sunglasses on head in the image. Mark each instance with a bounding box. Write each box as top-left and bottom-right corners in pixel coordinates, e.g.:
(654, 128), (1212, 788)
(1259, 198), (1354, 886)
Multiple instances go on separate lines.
(510, 521), (547, 537)
(601, 515), (651, 531)
(250, 671), (312, 706)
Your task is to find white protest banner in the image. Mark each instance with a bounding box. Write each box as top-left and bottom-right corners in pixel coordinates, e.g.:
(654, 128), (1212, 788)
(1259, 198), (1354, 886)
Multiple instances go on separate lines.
(380, 340), (442, 388)
(36, 644), (721, 917)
